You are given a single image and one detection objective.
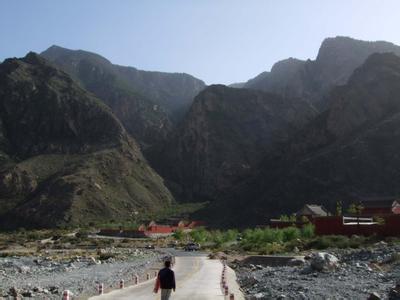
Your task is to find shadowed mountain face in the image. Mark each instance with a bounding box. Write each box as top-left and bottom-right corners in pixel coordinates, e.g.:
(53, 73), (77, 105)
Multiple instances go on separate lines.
(0, 53), (173, 228)
(41, 45), (205, 148)
(3, 37), (400, 229)
(154, 85), (317, 202)
(245, 36), (400, 110)
(213, 53), (400, 226)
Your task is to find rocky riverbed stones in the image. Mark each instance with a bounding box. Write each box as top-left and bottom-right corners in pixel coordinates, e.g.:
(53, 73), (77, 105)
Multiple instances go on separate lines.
(0, 248), (164, 299)
(236, 244), (400, 299)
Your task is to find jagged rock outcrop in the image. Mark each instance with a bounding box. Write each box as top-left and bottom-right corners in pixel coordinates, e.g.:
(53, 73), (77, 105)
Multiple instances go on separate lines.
(0, 53), (173, 228)
(216, 52), (400, 226)
(245, 57), (306, 97)
(155, 85), (316, 201)
(245, 36), (400, 110)
(41, 45), (205, 148)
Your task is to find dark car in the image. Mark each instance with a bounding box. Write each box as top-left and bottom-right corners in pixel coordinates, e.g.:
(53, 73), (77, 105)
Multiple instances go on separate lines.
(184, 242), (200, 251)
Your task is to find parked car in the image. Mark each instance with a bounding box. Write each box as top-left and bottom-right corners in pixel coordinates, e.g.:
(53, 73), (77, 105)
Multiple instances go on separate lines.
(145, 244), (155, 249)
(184, 242), (200, 251)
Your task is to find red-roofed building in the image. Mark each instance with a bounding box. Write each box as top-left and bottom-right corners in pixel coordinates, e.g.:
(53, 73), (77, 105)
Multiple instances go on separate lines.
(187, 221), (206, 228)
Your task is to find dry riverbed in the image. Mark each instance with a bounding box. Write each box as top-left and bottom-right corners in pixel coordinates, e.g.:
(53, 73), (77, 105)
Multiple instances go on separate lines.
(233, 242), (400, 299)
(0, 247), (167, 299)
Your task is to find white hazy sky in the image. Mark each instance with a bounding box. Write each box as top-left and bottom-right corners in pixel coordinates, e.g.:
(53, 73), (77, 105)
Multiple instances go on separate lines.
(1, 0), (400, 84)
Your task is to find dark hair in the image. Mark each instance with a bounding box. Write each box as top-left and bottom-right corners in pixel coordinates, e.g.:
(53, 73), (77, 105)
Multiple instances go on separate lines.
(164, 260), (171, 268)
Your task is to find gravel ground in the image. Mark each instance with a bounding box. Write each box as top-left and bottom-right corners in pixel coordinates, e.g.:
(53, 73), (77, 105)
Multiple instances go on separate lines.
(0, 248), (167, 299)
(235, 243), (400, 300)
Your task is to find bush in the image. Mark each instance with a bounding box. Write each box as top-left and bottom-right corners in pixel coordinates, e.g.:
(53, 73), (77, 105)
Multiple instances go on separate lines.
(172, 229), (184, 241)
(259, 242), (285, 255)
(99, 253), (115, 261)
(308, 236), (332, 249)
(328, 235), (350, 248)
(76, 230), (89, 239)
(223, 229), (238, 243)
(385, 252), (400, 264)
(189, 228), (209, 243)
(301, 223), (315, 239)
(307, 235), (351, 249)
(26, 231), (41, 241)
(282, 227), (300, 242)
(210, 230), (225, 247)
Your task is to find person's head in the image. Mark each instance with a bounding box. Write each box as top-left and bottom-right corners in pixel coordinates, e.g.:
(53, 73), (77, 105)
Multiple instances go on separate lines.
(164, 260), (171, 268)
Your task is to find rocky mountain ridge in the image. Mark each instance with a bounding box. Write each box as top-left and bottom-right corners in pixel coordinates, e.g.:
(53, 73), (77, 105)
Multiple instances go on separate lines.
(214, 52), (400, 226)
(41, 45), (205, 148)
(0, 53), (173, 228)
(244, 36), (400, 110)
(154, 85), (317, 201)
(3, 36), (400, 228)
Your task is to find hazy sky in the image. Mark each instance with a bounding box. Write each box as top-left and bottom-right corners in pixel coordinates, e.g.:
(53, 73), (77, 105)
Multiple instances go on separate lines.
(1, 0), (400, 84)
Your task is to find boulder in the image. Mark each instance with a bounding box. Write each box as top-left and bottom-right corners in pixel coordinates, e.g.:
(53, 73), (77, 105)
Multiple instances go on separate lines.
(251, 293), (267, 299)
(18, 265), (31, 273)
(89, 256), (100, 265)
(310, 252), (339, 271)
(21, 290), (34, 297)
(389, 282), (400, 300)
(289, 258), (306, 266)
(9, 287), (19, 297)
(368, 292), (382, 300)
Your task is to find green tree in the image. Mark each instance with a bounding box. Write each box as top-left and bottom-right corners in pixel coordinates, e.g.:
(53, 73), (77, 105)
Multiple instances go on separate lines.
(173, 229), (184, 241)
(300, 216), (310, 223)
(279, 214), (296, 222)
(336, 201), (343, 216)
(347, 203), (363, 215)
(189, 228), (209, 243)
(223, 229), (238, 243)
(373, 216), (385, 225)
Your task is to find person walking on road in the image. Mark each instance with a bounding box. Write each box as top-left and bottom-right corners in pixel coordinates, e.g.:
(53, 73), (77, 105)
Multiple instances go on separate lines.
(154, 260), (176, 300)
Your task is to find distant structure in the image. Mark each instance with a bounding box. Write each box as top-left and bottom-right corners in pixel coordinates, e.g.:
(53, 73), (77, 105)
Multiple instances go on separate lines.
(268, 204), (330, 229)
(269, 200), (400, 237)
(296, 204), (330, 221)
(98, 220), (205, 238)
(360, 197), (400, 215)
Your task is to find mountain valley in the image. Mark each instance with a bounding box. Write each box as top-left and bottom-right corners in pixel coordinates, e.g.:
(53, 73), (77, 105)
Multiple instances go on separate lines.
(2, 36), (400, 228)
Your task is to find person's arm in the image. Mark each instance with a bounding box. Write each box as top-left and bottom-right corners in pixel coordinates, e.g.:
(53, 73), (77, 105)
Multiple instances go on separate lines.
(172, 271), (176, 291)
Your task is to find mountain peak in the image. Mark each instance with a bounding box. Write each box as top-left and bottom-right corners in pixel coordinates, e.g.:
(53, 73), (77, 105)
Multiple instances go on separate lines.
(316, 36), (398, 63)
(23, 51), (49, 65)
(270, 57), (304, 74)
(41, 45), (112, 65)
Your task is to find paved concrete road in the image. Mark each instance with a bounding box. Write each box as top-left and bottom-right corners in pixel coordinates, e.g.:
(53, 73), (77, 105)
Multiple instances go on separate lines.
(90, 252), (226, 300)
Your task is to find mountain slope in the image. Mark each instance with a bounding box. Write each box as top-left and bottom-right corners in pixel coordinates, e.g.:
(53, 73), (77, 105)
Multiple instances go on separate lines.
(0, 53), (173, 228)
(41, 46), (205, 145)
(245, 36), (400, 110)
(217, 52), (400, 226)
(155, 85), (316, 201)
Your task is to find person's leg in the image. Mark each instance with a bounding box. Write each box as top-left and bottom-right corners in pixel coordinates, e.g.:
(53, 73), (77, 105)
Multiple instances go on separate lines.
(161, 289), (172, 300)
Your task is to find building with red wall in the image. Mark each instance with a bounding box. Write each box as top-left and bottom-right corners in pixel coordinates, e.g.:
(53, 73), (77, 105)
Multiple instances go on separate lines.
(360, 197), (400, 215)
(98, 220), (205, 238)
(314, 215), (400, 237)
